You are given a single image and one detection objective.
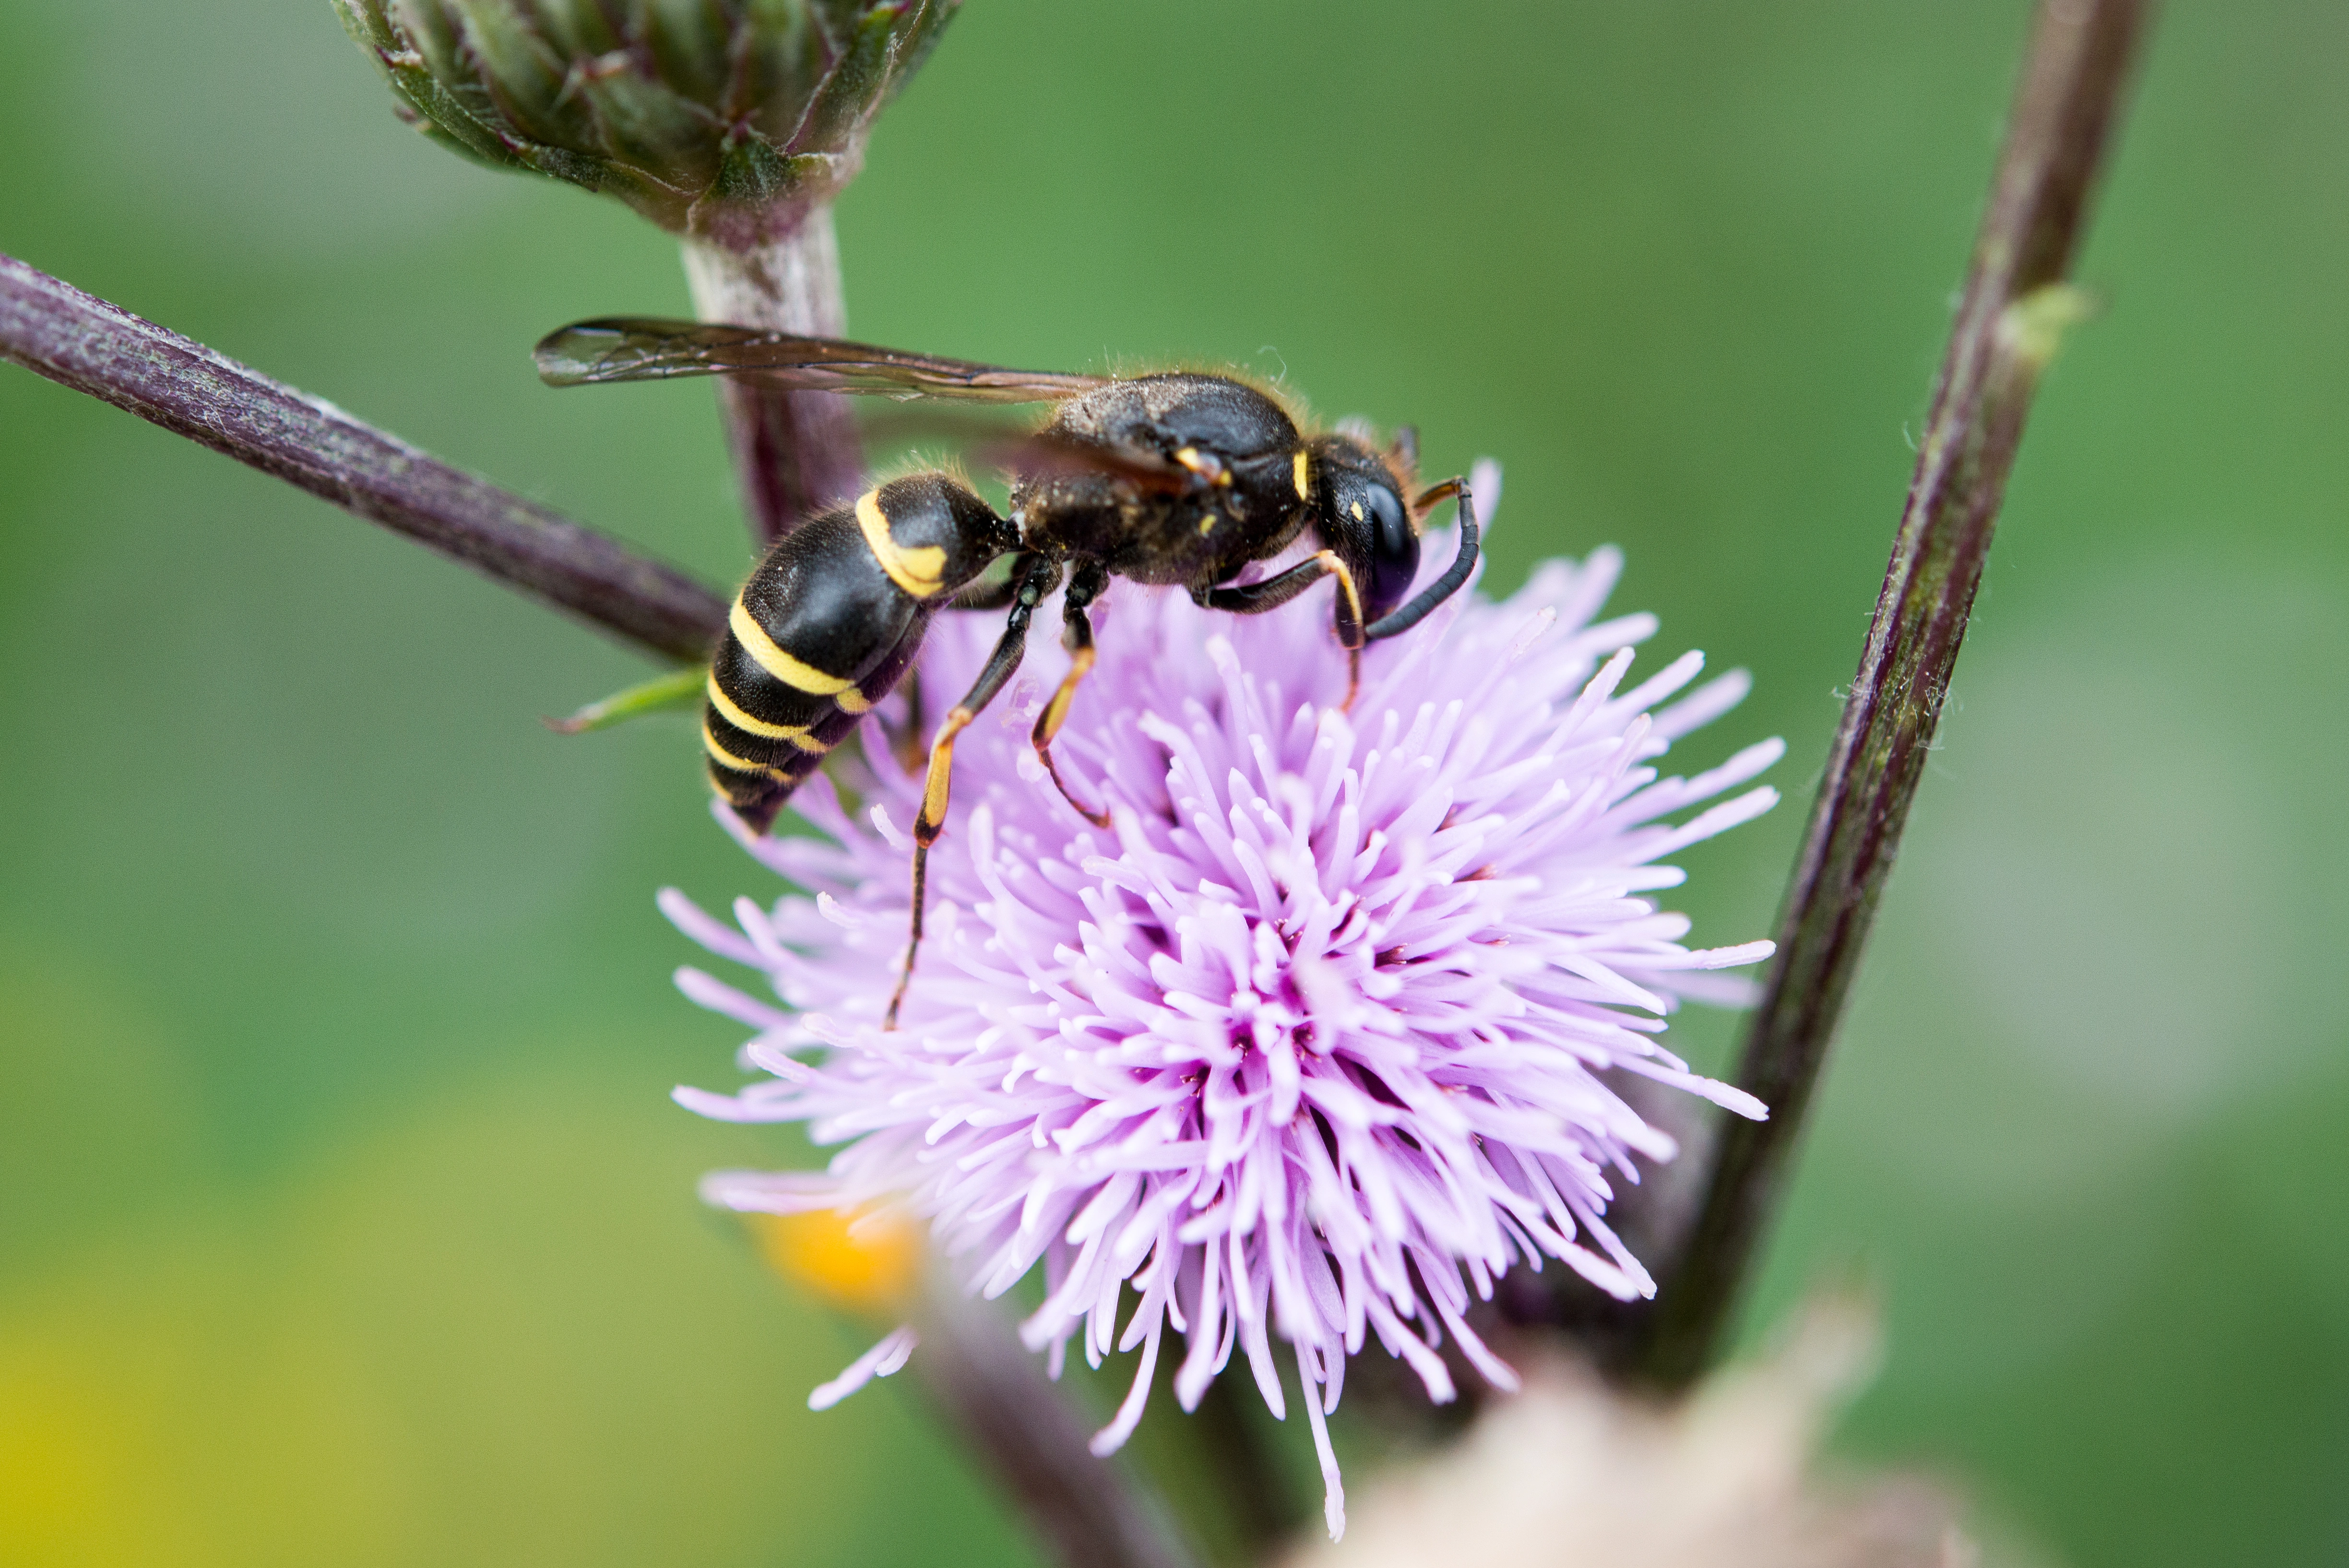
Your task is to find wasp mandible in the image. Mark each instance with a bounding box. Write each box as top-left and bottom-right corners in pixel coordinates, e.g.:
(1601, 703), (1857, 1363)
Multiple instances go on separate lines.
(536, 320), (1479, 1026)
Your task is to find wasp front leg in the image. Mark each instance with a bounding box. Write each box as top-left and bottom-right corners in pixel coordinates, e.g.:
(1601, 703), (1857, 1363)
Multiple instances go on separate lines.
(887, 555), (1062, 1031)
(1032, 560), (1112, 827)
(1202, 551), (1367, 710)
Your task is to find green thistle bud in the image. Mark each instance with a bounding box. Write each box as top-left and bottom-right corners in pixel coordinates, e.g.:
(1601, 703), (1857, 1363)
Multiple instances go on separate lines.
(334, 0), (959, 248)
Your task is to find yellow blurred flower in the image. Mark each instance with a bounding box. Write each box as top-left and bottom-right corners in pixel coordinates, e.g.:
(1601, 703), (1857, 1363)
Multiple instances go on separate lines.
(753, 1206), (922, 1316)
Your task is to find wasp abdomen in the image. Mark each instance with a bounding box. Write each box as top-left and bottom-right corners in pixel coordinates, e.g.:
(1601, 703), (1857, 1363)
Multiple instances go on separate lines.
(705, 474), (1017, 831)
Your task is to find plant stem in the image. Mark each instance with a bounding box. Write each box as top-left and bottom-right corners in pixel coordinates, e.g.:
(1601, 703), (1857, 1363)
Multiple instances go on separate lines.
(683, 210), (865, 546)
(1189, 1372), (1298, 1560)
(0, 254), (726, 665)
(1625, 0), (2153, 1390)
(914, 1284), (1201, 1568)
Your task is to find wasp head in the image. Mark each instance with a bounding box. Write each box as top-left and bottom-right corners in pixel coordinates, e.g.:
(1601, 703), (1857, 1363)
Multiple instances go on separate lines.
(1309, 434), (1419, 625)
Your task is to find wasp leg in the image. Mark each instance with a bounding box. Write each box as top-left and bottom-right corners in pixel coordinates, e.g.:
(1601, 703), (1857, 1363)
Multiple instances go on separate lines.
(1033, 561), (1112, 827)
(885, 556), (1061, 1031)
(882, 667), (929, 775)
(889, 553), (1044, 771)
(1364, 477), (1479, 641)
(944, 558), (1032, 612)
(1203, 550), (1366, 710)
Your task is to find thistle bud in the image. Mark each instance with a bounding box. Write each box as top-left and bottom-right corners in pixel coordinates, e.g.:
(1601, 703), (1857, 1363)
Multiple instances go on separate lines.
(334, 0), (959, 248)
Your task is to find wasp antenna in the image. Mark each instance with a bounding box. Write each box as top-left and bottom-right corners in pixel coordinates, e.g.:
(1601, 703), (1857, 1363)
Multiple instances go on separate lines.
(1410, 477), (1463, 515)
(1367, 479), (1478, 642)
(1389, 425), (1420, 475)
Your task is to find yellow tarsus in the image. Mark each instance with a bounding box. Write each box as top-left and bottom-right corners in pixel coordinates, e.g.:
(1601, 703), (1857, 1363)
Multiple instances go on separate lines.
(887, 706), (975, 1031)
(1034, 646), (1111, 828)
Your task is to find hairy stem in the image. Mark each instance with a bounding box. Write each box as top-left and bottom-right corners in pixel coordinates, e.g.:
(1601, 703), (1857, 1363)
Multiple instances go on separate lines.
(0, 254), (726, 665)
(683, 211), (865, 546)
(1625, 0), (2153, 1390)
(914, 1285), (1202, 1568)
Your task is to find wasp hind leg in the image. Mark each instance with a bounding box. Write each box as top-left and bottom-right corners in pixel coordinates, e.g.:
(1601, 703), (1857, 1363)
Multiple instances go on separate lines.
(1033, 561), (1112, 827)
(886, 553), (1039, 772)
(886, 556), (1062, 1031)
(1203, 550), (1367, 711)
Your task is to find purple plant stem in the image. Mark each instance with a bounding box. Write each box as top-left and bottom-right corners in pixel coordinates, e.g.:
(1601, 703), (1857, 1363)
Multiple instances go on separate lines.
(1626, 0), (2153, 1390)
(914, 1286), (1201, 1568)
(683, 214), (866, 546)
(0, 253), (727, 665)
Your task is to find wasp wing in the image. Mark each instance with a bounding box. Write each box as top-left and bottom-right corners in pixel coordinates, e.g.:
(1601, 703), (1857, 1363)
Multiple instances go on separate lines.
(534, 318), (1108, 404)
(970, 429), (1200, 490)
(853, 406), (1194, 492)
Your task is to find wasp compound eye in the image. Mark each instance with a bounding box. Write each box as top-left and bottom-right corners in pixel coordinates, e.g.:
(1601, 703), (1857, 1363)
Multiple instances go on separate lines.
(1360, 483), (1419, 623)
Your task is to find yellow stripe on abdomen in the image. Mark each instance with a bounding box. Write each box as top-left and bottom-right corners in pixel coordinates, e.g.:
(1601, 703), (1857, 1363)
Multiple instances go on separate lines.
(705, 672), (826, 751)
(729, 599), (856, 696)
(702, 721), (786, 779)
(855, 489), (949, 599)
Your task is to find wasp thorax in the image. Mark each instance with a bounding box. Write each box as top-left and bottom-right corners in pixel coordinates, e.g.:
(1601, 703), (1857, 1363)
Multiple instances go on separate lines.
(334, 0), (960, 247)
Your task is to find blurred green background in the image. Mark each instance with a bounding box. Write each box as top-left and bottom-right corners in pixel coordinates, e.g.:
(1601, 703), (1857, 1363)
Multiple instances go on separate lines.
(3, 2), (2345, 1564)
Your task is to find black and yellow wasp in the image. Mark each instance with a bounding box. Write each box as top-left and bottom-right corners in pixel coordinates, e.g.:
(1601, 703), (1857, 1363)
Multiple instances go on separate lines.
(535, 318), (1479, 1024)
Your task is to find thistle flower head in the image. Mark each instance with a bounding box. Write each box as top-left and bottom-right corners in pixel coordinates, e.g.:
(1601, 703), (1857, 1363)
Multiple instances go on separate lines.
(334, 0), (958, 247)
(666, 472), (1780, 1537)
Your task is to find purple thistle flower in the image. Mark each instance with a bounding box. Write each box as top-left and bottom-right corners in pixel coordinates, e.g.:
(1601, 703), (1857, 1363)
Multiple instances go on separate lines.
(664, 467), (1779, 1537)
